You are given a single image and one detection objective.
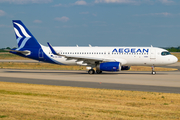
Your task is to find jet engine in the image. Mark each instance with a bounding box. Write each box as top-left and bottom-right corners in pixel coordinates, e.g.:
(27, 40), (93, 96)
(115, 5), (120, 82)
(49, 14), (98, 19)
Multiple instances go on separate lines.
(96, 62), (121, 71)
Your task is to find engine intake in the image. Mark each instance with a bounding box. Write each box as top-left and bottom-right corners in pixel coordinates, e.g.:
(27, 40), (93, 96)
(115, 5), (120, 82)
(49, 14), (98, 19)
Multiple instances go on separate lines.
(96, 62), (121, 72)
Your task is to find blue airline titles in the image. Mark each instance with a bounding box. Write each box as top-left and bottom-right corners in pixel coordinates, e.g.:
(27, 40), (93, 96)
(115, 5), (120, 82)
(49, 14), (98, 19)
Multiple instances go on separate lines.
(112, 48), (149, 53)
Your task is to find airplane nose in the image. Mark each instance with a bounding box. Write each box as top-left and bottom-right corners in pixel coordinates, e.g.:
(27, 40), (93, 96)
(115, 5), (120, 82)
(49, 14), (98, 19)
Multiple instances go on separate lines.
(173, 56), (178, 63)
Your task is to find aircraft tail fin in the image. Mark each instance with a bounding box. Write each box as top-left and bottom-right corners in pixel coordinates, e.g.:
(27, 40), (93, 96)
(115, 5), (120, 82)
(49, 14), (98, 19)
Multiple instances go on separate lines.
(12, 20), (41, 50)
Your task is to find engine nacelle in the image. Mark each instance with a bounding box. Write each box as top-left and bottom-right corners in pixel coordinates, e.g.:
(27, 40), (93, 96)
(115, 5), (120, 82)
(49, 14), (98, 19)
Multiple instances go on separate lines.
(96, 62), (121, 72)
(121, 66), (131, 70)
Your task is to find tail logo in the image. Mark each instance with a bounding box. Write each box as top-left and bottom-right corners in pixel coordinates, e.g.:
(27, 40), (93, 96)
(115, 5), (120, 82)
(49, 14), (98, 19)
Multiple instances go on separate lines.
(13, 22), (31, 50)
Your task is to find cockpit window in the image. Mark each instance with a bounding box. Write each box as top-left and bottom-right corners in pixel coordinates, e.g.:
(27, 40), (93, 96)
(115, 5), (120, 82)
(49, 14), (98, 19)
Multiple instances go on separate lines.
(161, 51), (171, 56)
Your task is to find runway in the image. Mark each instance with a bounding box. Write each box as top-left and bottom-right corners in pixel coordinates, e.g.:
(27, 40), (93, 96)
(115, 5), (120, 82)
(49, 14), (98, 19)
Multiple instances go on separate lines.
(0, 68), (179, 93)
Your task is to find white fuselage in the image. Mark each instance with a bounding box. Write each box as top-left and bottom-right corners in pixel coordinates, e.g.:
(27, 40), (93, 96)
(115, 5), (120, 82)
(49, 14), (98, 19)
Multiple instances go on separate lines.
(41, 45), (178, 67)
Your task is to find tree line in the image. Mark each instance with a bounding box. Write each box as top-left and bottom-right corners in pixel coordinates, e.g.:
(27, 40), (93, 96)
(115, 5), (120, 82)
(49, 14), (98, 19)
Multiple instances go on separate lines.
(165, 46), (180, 52)
(0, 47), (11, 52)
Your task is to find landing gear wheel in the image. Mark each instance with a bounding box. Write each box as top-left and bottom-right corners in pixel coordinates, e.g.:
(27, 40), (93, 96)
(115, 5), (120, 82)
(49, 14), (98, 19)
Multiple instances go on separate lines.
(152, 71), (156, 75)
(96, 70), (102, 74)
(88, 69), (95, 74)
(151, 66), (156, 75)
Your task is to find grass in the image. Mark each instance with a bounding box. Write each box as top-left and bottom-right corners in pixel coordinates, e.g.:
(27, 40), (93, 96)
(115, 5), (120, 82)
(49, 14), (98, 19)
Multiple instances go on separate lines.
(0, 82), (179, 120)
(0, 115), (8, 118)
(0, 62), (177, 71)
(0, 62), (86, 70)
(171, 52), (180, 62)
(0, 52), (29, 60)
(0, 52), (179, 119)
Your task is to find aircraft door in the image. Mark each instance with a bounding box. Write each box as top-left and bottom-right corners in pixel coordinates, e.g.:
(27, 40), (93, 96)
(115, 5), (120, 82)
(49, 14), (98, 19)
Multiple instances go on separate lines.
(150, 49), (156, 59)
(39, 48), (44, 59)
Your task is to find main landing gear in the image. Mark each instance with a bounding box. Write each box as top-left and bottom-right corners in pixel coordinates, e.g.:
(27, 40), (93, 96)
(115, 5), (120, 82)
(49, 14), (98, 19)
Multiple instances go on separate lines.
(88, 69), (102, 74)
(88, 69), (95, 74)
(151, 66), (156, 75)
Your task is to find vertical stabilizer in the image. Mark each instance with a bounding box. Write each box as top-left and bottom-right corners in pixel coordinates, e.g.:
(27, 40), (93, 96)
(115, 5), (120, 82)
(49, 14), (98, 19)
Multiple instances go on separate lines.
(12, 20), (41, 50)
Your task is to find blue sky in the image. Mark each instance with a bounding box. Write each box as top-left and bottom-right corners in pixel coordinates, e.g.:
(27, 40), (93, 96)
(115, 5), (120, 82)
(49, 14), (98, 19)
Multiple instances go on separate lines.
(0, 0), (180, 48)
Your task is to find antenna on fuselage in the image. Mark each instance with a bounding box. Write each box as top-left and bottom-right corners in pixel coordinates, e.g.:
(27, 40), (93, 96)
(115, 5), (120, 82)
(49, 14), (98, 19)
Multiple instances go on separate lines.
(76, 45), (78, 47)
(89, 44), (92, 47)
(151, 45), (153, 47)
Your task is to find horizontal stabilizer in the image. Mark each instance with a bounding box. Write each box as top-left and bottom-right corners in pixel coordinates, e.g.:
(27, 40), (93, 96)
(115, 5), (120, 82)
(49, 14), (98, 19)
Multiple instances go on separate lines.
(5, 49), (30, 55)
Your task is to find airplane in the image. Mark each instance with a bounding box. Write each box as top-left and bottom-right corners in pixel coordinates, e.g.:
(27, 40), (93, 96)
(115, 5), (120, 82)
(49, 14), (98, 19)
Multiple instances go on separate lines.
(7, 20), (178, 75)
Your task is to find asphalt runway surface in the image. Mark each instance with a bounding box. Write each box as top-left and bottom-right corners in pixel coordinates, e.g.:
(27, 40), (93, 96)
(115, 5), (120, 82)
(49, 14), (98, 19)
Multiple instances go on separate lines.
(0, 64), (179, 93)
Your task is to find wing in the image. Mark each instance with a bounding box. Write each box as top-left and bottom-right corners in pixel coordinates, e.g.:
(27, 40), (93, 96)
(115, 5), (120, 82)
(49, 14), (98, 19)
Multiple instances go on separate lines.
(47, 42), (116, 65)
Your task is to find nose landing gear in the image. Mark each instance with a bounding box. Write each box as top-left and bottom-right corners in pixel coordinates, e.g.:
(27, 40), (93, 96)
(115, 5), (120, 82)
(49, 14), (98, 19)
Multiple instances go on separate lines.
(152, 71), (156, 75)
(151, 66), (156, 75)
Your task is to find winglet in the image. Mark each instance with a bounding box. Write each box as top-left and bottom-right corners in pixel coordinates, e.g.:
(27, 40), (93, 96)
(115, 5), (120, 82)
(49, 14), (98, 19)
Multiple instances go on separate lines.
(47, 42), (59, 55)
